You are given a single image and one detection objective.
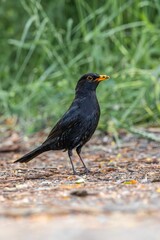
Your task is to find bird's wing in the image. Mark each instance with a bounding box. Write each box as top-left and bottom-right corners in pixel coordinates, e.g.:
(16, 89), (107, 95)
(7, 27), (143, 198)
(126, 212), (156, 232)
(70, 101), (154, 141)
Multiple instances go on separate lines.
(42, 104), (80, 144)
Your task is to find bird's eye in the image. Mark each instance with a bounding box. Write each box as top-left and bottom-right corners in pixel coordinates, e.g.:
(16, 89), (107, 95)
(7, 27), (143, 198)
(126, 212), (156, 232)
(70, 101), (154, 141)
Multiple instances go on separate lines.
(87, 76), (93, 81)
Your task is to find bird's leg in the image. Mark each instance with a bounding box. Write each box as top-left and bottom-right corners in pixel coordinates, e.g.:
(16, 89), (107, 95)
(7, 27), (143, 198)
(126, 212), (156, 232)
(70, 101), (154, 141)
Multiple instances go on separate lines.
(76, 146), (90, 174)
(68, 150), (77, 175)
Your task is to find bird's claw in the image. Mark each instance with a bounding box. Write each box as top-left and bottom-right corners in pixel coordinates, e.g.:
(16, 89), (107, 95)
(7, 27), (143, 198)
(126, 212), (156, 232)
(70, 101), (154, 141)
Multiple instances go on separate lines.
(73, 170), (79, 175)
(72, 167), (90, 175)
(84, 168), (90, 175)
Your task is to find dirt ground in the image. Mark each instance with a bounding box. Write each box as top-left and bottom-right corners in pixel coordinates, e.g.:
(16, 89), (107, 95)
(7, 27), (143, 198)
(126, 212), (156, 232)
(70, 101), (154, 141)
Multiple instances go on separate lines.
(0, 129), (160, 240)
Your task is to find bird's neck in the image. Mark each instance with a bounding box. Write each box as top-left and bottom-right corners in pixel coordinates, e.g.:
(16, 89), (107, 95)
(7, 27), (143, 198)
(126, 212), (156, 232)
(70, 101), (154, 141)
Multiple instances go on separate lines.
(75, 88), (97, 98)
(74, 88), (100, 115)
(75, 81), (99, 97)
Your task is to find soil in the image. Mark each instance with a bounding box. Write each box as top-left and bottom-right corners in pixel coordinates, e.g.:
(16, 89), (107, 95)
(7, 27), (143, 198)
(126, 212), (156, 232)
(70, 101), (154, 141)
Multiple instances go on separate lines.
(0, 130), (160, 240)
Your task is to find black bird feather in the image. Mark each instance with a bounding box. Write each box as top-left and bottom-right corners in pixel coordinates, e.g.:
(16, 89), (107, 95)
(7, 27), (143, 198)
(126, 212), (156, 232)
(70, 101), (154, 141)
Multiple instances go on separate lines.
(15, 73), (109, 174)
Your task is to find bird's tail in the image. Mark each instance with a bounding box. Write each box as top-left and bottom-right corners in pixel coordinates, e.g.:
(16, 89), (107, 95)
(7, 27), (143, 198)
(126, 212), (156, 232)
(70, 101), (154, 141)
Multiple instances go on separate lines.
(14, 145), (49, 163)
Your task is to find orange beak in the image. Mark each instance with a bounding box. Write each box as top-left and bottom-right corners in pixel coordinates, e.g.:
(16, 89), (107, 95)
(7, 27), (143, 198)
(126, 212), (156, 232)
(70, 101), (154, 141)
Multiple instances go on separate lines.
(95, 75), (110, 82)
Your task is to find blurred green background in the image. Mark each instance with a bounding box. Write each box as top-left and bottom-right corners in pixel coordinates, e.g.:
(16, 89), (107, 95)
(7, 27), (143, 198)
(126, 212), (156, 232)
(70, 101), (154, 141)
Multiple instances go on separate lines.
(0, 0), (160, 134)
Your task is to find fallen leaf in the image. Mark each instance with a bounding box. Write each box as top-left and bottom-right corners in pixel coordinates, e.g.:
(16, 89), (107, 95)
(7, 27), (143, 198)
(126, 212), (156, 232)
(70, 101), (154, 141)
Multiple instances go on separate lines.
(123, 180), (138, 185)
(75, 178), (85, 184)
(156, 188), (160, 193)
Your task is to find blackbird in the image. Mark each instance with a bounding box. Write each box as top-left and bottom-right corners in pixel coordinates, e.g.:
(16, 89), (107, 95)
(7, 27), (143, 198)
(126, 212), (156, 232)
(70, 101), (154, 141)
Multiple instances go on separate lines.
(15, 73), (110, 174)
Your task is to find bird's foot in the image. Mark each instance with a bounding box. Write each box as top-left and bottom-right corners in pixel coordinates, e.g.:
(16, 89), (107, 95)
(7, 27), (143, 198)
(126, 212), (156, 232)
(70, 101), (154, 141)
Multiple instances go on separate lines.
(84, 168), (90, 175)
(73, 170), (79, 175)
(72, 168), (90, 175)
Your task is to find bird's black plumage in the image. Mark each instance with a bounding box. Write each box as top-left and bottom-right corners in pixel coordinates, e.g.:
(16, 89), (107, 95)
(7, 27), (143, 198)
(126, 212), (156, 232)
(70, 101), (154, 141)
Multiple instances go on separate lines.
(15, 73), (110, 174)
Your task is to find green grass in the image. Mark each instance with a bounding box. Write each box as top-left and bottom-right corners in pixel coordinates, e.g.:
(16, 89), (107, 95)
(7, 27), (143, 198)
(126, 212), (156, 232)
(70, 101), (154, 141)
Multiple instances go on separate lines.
(0, 0), (160, 134)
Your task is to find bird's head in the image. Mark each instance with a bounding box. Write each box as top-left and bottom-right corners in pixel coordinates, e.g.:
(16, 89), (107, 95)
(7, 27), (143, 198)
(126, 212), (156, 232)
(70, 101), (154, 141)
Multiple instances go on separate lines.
(76, 73), (110, 94)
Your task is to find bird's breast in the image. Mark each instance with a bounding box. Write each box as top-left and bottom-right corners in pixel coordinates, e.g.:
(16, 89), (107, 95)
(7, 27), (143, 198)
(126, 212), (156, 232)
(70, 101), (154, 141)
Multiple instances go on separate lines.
(78, 93), (100, 116)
